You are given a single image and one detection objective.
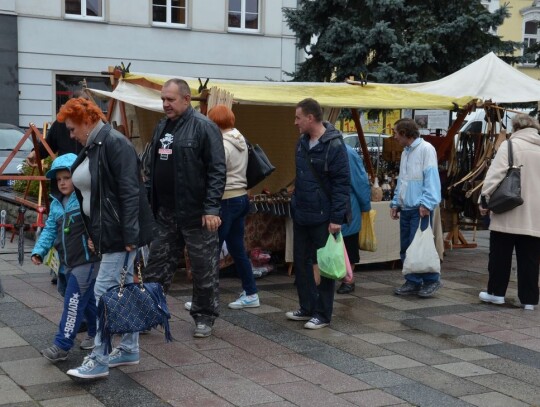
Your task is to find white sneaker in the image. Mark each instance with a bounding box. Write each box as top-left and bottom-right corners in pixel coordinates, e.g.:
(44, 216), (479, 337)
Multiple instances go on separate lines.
(228, 293), (260, 309)
(523, 304), (535, 311)
(479, 291), (505, 305)
(184, 301), (192, 311)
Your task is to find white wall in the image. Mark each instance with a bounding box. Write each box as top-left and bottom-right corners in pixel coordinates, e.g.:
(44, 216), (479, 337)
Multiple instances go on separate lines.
(16, 0), (298, 127)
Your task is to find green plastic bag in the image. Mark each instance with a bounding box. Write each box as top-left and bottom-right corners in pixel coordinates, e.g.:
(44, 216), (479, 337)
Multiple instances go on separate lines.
(317, 232), (346, 280)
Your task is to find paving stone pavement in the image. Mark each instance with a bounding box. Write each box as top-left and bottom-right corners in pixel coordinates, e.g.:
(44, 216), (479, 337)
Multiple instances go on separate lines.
(1, 230), (540, 406)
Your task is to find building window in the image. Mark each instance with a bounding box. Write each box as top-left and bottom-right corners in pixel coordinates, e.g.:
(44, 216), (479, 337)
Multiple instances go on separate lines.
(65, 0), (103, 19)
(523, 20), (540, 63)
(55, 74), (111, 115)
(153, 0), (187, 27)
(228, 0), (260, 32)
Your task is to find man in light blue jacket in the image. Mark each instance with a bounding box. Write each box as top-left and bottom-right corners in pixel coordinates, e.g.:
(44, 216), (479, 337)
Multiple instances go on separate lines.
(390, 118), (442, 297)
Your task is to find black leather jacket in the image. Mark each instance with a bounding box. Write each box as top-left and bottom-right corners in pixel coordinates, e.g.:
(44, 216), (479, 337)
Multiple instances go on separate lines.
(72, 124), (154, 255)
(147, 107), (226, 226)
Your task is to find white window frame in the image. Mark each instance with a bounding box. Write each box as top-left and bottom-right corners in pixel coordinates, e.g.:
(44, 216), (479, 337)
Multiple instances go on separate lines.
(152, 0), (188, 28)
(228, 0), (261, 33)
(520, 5), (540, 66)
(65, 0), (105, 21)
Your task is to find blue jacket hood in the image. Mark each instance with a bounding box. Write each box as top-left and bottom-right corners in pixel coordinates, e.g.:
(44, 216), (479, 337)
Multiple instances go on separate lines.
(46, 153), (77, 180)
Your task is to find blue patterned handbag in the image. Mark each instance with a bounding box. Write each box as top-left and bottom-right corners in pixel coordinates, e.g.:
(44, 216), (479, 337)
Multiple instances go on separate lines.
(97, 253), (172, 354)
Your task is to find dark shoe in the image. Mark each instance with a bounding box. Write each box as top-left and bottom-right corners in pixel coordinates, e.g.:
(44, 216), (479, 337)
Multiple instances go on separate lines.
(304, 317), (329, 330)
(41, 345), (68, 362)
(285, 309), (311, 321)
(394, 281), (421, 296)
(337, 282), (355, 294)
(80, 335), (95, 350)
(193, 322), (212, 338)
(418, 281), (442, 298)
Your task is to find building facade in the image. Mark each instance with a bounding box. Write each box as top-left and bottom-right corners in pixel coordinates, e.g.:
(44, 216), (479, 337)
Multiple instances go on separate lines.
(487, 0), (540, 79)
(0, 0), (299, 127)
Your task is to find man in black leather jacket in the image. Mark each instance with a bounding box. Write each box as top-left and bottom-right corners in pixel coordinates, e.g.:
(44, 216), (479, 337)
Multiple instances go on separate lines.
(143, 78), (226, 339)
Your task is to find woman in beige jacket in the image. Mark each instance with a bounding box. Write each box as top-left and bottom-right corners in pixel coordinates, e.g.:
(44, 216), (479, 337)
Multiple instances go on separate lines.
(478, 114), (540, 310)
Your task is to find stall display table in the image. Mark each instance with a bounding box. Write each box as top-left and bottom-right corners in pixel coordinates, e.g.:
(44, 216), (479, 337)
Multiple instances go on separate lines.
(360, 201), (444, 264)
(359, 201), (400, 264)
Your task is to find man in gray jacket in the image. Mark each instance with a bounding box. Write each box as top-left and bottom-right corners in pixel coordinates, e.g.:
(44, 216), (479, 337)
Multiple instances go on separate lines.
(143, 78), (226, 338)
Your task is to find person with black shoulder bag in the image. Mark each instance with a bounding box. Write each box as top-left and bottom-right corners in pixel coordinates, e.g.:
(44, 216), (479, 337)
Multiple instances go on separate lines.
(478, 114), (540, 311)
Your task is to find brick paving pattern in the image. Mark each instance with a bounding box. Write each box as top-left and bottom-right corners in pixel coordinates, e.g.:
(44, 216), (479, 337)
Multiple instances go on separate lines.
(1, 230), (540, 406)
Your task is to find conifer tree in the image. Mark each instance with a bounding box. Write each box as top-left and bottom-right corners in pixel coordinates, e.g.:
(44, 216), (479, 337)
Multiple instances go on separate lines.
(284, 0), (520, 83)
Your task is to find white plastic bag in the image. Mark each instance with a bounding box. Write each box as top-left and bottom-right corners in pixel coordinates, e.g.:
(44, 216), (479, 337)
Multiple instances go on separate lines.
(402, 220), (440, 275)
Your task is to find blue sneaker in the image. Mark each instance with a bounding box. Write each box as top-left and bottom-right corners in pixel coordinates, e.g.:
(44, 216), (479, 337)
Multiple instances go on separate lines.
(228, 293), (260, 309)
(66, 356), (108, 379)
(108, 348), (139, 368)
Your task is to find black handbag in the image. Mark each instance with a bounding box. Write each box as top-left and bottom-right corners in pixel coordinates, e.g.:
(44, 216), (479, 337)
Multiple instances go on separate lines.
(97, 253), (172, 354)
(246, 140), (275, 189)
(486, 139), (524, 214)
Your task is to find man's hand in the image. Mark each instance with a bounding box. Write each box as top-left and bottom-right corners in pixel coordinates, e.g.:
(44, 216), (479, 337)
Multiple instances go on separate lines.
(25, 151), (37, 167)
(419, 205), (430, 218)
(390, 207), (400, 220)
(202, 215), (221, 232)
(328, 223), (341, 234)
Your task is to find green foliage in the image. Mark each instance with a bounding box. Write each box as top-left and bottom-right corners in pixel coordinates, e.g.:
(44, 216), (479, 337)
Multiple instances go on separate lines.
(284, 0), (521, 83)
(13, 158), (52, 199)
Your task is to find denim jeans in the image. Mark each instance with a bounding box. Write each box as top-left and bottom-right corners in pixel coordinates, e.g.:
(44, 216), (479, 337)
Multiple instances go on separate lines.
(293, 222), (335, 323)
(399, 209), (439, 285)
(219, 194), (257, 296)
(90, 251), (138, 365)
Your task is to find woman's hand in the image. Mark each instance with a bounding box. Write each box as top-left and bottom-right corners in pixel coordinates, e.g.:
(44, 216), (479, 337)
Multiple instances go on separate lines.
(88, 238), (95, 252)
(479, 205), (489, 216)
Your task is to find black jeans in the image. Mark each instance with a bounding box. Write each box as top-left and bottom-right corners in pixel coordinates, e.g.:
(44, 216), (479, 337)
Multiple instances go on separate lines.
(488, 230), (540, 305)
(293, 221), (335, 323)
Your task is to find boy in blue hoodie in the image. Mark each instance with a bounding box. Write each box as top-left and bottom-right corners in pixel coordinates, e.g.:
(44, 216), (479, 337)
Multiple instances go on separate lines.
(31, 153), (100, 362)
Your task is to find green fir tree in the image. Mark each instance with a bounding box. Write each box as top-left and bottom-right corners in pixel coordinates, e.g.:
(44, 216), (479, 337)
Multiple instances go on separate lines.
(284, 0), (520, 83)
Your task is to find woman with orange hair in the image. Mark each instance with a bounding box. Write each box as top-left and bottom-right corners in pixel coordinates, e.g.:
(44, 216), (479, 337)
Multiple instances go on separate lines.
(207, 104), (260, 309)
(55, 98), (154, 379)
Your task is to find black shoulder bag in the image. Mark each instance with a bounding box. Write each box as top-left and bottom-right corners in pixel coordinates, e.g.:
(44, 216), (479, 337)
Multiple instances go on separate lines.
(485, 139), (524, 214)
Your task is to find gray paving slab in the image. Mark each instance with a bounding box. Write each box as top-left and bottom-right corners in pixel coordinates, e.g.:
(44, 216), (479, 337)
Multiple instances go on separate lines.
(0, 357), (69, 386)
(401, 317), (473, 337)
(474, 357), (540, 387)
(480, 342), (540, 370)
(301, 346), (381, 375)
(467, 373), (540, 406)
(40, 394), (105, 407)
(0, 326), (29, 347)
(396, 366), (490, 397)
(380, 341), (461, 365)
(23, 381), (88, 401)
(385, 382), (474, 407)
(459, 391), (530, 407)
(353, 370), (415, 388)
(0, 345), (40, 362)
(0, 375), (33, 405)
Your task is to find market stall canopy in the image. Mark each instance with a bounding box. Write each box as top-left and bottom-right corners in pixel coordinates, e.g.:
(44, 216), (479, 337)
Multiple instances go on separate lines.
(87, 72), (473, 111)
(350, 52), (540, 104)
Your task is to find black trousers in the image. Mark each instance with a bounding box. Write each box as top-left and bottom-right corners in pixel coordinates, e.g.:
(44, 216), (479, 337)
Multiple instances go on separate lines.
(488, 230), (540, 305)
(293, 222), (335, 323)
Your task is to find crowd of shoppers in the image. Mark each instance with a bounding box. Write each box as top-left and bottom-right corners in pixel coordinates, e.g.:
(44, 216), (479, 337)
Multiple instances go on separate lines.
(25, 88), (539, 382)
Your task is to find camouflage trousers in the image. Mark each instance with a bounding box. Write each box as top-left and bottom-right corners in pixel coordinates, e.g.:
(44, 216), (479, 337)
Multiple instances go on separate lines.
(143, 207), (220, 325)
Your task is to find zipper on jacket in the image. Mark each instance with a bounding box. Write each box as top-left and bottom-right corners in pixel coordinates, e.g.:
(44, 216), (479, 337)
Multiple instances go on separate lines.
(106, 198), (120, 223)
(81, 234), (90, 262)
